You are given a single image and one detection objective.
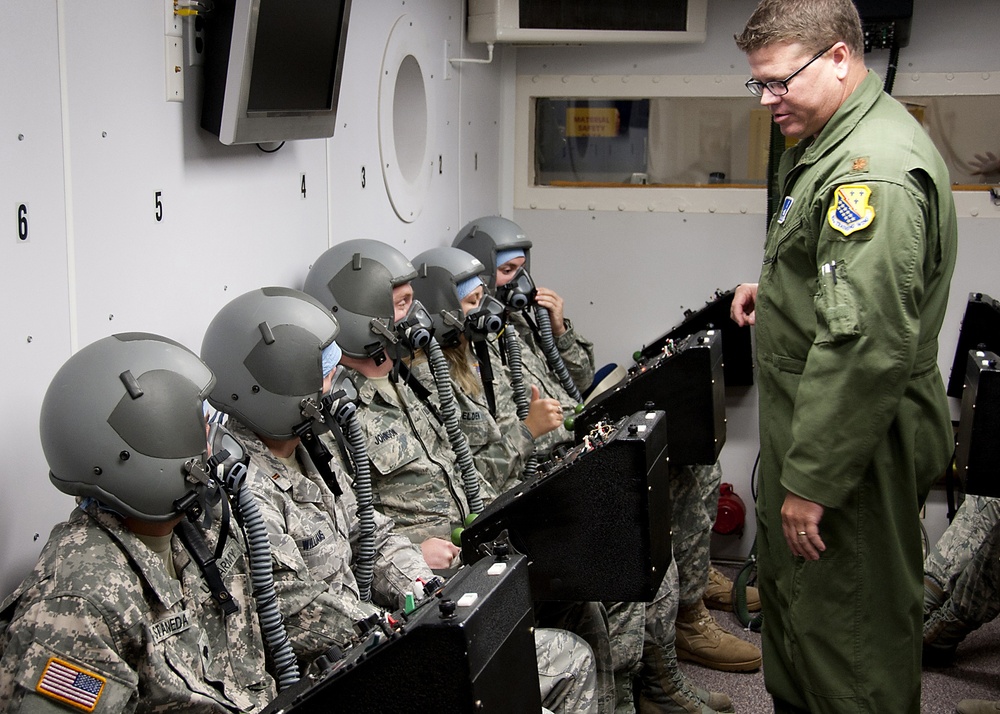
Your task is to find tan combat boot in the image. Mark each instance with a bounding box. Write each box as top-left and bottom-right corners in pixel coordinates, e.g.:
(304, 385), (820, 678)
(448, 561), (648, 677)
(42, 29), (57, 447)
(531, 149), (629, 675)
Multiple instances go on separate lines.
(675, 601), (762, 672)
(703, 565), (760, 612)
(637, 639), (733, 713)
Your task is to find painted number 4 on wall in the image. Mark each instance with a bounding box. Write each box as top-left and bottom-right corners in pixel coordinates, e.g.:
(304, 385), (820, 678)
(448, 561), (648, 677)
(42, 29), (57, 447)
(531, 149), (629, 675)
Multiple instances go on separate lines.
(17, 203), (29, 242)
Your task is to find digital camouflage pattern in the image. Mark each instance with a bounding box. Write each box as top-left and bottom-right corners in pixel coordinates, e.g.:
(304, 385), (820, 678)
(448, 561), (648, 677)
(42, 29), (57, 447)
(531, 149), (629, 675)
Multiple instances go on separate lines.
(227, 419), (433, 663)
(924, 495), (1000, 598)
(669, 462), (723, 606)
(488, 328), (576, 456)
(939, 516), (1000, 630)
(344, 371), (599, 712)
(535, 627), (599, 714)
(408, 357), (534, 493)
(0, 502), (275, 713)
(509, 312), (597, 395)
(344, 369), (498, 545)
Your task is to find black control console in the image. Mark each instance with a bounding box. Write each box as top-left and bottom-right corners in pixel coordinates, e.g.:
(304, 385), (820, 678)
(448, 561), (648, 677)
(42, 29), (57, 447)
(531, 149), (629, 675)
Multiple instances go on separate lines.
(261, 552), (540, 713)
(956, 349), (1000, 498)
(462, 410), (671, 602)
(636, 287), (753, 387)
(573, 330), (725, 465)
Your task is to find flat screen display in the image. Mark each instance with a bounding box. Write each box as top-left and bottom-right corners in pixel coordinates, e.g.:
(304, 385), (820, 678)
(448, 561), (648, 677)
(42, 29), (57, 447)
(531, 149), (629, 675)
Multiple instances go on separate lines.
(247, 0), (344, 115)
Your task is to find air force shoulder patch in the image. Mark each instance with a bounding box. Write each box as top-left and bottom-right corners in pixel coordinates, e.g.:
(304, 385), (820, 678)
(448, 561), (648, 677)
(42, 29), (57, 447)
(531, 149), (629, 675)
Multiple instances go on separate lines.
(828, 184), (875, 237)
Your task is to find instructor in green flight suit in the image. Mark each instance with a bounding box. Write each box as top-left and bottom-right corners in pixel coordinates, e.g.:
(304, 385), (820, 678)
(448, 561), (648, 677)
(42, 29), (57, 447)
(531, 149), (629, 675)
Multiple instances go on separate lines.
(730, 1), (958, 712)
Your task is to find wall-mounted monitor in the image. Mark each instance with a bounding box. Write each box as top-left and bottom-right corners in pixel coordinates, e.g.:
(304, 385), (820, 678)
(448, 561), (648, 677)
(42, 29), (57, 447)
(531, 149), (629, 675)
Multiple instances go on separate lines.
(468, 0), (707, 45)
(201, 0), (352, 145)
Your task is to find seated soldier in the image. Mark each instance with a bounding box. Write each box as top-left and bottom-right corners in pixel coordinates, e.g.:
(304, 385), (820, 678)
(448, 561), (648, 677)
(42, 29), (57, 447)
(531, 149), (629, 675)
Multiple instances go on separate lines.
(458, 217), (761, 677)
(304, 238), (672, 714)
(0, 333), (277, 712)
(200, 286), (598, 714)
(410, 246), (736, 714)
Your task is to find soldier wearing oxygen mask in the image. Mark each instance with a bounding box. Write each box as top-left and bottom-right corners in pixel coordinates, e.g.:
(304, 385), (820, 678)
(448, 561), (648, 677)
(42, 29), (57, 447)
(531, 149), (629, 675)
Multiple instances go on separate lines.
(200, 287), (435, 667)
(0, 333), (278, 713)
(302, 242), (600, 714)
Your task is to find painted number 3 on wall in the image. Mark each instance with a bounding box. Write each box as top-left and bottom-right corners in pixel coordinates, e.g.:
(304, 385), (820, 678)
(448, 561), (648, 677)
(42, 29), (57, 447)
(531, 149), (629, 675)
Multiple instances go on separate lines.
(17, 203), (29, 242)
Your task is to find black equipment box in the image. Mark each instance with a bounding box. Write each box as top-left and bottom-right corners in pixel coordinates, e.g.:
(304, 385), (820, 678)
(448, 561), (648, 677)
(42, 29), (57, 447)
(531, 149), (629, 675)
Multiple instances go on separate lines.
(955, 349), (1000, 498)
(947, 292), (1000, 399)
(575, 330), (725, 465)
(636, 287), (753, 387)
(462, 410), (671, 602)
(261, 552), (539, 713)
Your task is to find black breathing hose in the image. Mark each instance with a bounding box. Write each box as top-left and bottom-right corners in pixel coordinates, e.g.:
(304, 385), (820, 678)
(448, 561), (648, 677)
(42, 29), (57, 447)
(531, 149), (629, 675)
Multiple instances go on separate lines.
(425, 337), (484, 514)
(339, 412), (377, 602)
(503, 328), (538, 479)
(534, 306), (583, 403)
(224, 478), (301, 690)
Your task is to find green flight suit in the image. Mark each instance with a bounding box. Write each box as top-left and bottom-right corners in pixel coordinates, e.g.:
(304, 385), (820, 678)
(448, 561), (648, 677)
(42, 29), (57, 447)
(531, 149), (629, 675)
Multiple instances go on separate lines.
(754, 71), (957, 713)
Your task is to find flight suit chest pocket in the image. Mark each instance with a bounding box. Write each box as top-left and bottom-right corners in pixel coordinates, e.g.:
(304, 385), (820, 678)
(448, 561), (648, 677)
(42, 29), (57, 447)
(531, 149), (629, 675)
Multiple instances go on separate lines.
(366, 427), (420, 478)
(762, 214), (805, 273)
(814, 260), (861, 344)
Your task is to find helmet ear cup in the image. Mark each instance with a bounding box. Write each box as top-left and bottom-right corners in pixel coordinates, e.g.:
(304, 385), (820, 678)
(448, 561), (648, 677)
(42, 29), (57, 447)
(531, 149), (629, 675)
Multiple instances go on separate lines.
(40, 333), (216, 522)
(304, 239), (417, 360)
(453, 216), (532, 291)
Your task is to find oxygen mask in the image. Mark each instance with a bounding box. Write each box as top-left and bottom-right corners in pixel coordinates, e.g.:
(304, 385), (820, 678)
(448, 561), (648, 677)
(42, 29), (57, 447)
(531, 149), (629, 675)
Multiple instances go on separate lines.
(495, 267), (536, 312)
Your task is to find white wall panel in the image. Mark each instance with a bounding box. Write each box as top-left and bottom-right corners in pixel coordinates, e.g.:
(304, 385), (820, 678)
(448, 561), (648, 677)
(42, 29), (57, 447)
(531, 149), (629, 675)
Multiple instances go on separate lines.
(1, 2), (76, 597)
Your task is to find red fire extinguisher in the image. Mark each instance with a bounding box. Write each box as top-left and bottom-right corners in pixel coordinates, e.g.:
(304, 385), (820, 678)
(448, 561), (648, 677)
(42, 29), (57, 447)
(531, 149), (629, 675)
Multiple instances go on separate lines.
(713, 482), (746, 535)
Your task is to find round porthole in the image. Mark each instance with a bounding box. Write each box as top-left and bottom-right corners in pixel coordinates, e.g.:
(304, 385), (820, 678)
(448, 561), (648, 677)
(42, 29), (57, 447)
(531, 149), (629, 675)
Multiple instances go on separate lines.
(378, 16), (434, 223)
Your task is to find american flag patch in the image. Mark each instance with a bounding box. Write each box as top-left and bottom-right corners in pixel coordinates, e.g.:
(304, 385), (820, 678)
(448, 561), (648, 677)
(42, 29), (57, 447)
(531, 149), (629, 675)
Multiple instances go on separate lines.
(36, 657), (105, 711)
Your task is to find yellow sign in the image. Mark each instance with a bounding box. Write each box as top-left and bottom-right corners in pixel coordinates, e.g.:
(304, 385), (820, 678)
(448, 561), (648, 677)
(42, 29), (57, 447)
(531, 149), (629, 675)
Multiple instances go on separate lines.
(566, 108), (620, 138)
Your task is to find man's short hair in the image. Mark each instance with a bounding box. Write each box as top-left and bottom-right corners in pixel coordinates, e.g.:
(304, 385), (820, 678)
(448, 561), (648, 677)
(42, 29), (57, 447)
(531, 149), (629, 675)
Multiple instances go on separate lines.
(735, 0), (864, 56)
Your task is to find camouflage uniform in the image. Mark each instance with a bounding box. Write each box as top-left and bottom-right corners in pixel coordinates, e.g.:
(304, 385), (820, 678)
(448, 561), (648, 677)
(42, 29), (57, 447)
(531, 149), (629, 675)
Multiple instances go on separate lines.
(345, 368), (498, 544)
(509, 311), (597, 394)
(408, 356), (534, 493)
(488, 327), (576, 455)
(0, 502), (275, 713)
(343, 369), (599, 713)
(938, 516), (1000, 633)
(226, 419), (432, 663)
(924, 495), (1000, 599)
(670, 462), (723, 607)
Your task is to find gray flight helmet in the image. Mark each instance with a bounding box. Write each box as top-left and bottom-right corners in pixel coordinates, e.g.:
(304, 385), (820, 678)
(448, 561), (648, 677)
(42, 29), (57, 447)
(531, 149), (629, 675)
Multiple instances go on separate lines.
(411, 246), (487, 348)
(200, 287), (339, 441)
(40, 332), (216, 522)
(302, 239), (417, 360)
(452, 216), (532, 291)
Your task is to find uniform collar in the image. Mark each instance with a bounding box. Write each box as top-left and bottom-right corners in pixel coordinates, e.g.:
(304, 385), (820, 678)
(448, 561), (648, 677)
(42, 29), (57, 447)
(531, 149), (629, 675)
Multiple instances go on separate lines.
(793, 70), (882, 168)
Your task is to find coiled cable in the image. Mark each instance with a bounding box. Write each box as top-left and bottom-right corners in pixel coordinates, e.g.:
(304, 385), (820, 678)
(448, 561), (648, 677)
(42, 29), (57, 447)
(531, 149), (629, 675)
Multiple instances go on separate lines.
(225, 477), (300, 690)
(503, 329), (538, 479)
(339, 412), (377, 602)
(426, 337), (484, 514)
(534, 306), (583, 402)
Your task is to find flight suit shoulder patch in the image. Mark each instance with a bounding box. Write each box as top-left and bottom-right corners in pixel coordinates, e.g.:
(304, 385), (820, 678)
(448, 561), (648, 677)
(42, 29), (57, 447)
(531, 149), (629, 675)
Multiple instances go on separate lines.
(827, 183), (875, 238)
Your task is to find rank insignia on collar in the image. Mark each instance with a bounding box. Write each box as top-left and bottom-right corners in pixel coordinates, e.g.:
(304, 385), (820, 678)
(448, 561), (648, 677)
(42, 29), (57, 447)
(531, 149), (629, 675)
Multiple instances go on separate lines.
(828, 184), (875, 236)
(851, 156), (869, 172)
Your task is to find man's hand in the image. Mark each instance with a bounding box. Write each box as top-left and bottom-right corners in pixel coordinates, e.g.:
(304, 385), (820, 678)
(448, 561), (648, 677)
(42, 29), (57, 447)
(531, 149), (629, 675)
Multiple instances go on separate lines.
(421, 537), (460, 569)
(534, 287), (566, 336)
(781, 491), (826, 560)
(730, 283), (758, 327)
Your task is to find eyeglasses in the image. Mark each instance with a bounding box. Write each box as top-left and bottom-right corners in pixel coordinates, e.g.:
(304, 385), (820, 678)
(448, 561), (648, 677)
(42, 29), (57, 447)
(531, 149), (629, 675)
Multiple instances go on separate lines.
(745, 45), (834, 97)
